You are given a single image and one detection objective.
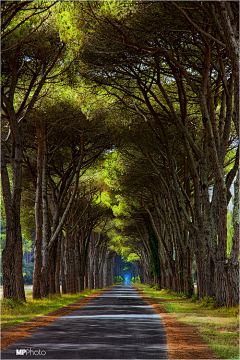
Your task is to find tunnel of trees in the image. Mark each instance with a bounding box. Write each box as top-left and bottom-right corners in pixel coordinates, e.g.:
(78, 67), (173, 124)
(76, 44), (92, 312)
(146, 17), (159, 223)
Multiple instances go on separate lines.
(1, 1), (239, 307)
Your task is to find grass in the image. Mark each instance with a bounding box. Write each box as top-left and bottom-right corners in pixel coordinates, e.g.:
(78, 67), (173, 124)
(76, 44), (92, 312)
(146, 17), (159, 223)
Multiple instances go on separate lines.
(135, 283), (239, 360)
(1, 286), (110, 329)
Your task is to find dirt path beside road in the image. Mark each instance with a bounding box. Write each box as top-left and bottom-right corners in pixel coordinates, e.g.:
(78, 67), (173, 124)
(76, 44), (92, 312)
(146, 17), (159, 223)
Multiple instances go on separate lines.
(133, 285), (221, 359)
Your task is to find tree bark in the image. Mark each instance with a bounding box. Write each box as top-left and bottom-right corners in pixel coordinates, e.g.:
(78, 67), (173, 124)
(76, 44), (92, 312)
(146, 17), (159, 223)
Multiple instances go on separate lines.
(33, 124), (43, 299)
(55, 235), (61, 294)
(94, 247), (99, 289)
(60, 233), (67, 294)
(1, 133), (25, 300)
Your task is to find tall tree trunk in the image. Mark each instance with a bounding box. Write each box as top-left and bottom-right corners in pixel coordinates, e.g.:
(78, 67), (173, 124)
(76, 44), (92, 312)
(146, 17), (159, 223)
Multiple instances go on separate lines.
(99, 256), (104, 289)
(195, 244), (206, 299)
(79, 253), (85, 292)
(103, 255), (108, 287)
(49, 253), (56, 294)
(88, 238), (94, 290)
(186, 246), (194, 296)
(214, 187), (228, 306)
(94, 247), (99, 289)
(1, 142), (25, 300)
(41, 136), (50, 298)
(41, 243), (57, 297)
(85, 259), (89, 289)
(70, 234), (77, 293)
(74, 234), (80, 292)
(60, 234), (67, 294)
(55, 235), (61, 294)
(33, 127), (43, 299)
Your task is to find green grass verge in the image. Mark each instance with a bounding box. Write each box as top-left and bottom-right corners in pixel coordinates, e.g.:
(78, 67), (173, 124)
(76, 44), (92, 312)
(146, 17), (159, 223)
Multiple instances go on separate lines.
(135, 283), (239, 360)
(1, 287), (111, 329)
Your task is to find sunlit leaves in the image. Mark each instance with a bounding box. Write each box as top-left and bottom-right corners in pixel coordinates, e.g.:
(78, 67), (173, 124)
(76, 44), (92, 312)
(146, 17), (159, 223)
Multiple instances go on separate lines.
(52, 3), (79, 46)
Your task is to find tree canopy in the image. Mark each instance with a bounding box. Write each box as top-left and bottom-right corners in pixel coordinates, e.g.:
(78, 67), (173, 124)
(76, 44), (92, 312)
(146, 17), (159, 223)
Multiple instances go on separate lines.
(1, 0), (239, 307)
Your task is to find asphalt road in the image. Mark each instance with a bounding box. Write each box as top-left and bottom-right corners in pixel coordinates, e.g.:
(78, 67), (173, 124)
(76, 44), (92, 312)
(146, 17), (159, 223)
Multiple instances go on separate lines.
(1, 283), (168, 359)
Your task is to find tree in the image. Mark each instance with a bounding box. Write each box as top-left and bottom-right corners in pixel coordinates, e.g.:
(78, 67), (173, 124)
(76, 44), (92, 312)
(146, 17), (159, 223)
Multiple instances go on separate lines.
(76, 1), (239, 305)
(1, 1), (66, 299)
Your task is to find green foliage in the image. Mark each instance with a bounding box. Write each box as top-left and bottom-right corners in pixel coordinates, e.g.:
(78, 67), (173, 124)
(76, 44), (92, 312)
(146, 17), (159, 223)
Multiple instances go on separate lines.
(227, 208), (234, 257)
(2, 298), (26, 309)
(127, 253), (140, 262)
(131, 275), (140, 283)
(53, 4), (79, 44)
(191, 294), (200, 303)
(112, 201), (131, 217)
(97, 153), (142, 262)
(98, 1), (134, 19)
(22, 260), (34, 285)
(93, 151), (138, 261)
(1, 218), (6, 254)
(22, 238), (32, 254)
(224, 149), (237, 176)
(149, 282), (160, 291)
(199, 297), (217, 309)
(113, 276), (124, 284)
(1, 195), (5, 220)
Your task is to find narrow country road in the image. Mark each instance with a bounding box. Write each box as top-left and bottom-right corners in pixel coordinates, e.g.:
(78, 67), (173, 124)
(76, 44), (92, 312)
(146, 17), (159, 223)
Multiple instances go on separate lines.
(1, 284), (168, 359)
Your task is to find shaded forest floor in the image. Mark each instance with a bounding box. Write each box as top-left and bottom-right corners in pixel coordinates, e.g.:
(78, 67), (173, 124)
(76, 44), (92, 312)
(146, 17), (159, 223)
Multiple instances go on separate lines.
(134, 283), (239, 360)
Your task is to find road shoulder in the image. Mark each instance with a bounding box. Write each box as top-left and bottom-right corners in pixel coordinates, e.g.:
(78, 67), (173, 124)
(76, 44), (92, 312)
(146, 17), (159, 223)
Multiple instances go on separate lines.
(133, 284), (221, 360)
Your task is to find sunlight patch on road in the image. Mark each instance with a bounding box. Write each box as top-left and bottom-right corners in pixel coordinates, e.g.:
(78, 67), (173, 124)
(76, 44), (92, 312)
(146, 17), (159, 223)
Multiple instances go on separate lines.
(59, 314), (161, 319)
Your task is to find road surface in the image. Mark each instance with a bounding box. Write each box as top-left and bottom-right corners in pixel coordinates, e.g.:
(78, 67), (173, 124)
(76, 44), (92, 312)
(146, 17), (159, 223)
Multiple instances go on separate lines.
(2, 283), (168, 359)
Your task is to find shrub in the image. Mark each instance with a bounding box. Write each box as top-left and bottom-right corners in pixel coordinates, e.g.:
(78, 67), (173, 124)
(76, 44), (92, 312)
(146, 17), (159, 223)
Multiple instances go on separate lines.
(179, 292), (188, 299)
(1, 298), (26, 313)
(200, 296), (217, 309)
(113, 276), (123, 284)
(191, 294), (199, 302)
